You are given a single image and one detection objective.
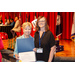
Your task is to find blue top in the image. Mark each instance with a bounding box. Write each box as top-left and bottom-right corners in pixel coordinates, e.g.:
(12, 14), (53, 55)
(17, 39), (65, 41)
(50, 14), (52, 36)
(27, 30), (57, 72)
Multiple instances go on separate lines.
(10, 21), (15, 27)
(13, 34), (34, 57)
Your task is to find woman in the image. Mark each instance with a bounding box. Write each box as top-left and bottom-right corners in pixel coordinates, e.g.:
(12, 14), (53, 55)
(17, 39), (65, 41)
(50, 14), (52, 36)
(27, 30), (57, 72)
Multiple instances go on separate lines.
(13, 22), (33, 61)
(5, 19), (7, 25)
(33, 16), (56, 62)
(0, 52), (2, 62)
(0, 35), (4, 62)
(7, 19), (11, 25)
(10, 17), (21, 38)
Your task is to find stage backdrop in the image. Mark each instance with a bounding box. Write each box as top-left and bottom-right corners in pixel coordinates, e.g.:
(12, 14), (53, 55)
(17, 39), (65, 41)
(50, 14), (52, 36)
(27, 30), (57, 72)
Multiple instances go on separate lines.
(0, 12), (73, 39)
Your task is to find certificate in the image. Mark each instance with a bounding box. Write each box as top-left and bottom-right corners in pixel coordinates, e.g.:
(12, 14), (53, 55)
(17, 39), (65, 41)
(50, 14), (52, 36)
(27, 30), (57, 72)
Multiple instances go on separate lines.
(19, 51), (36, 62)
(17, 38), (36, 62)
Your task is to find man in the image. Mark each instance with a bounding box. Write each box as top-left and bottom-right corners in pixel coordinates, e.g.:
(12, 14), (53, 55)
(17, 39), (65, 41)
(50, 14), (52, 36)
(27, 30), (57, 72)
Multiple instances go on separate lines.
(10, 18), (15, 28)
(10, 17), (21, 38)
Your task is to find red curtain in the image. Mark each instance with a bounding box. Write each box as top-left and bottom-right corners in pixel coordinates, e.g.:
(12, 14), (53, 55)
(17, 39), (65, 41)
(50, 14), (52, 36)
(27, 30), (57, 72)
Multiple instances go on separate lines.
(60, 12), (73, 39)
(0, 12), (73, 39)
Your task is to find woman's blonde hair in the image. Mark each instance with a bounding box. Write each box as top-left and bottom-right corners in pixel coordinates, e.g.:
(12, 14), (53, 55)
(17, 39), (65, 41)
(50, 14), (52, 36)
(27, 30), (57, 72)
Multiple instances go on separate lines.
(22, 22), (32, 29)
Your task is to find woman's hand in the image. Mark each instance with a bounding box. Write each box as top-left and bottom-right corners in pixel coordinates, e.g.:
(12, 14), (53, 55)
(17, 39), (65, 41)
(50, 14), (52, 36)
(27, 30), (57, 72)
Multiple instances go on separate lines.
(33, 48), (37, 52)
(48, 45), (56, 62)
(15, 54), (19, 60)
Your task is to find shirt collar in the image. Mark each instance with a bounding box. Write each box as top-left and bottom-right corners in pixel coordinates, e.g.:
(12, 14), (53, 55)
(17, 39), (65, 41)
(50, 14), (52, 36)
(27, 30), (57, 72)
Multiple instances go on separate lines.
(22, 34), (32, 38)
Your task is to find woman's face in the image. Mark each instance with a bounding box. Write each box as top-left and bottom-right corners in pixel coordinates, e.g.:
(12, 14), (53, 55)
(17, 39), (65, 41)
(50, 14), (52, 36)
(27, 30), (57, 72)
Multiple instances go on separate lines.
(7, 19), (10, 23)
(38, 17), (46, 28)
(23, 25), (31, 36)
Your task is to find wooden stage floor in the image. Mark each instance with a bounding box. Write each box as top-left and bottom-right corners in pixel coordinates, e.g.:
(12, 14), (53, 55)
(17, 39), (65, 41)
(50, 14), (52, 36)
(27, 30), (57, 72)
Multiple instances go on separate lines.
(55, 39), (75, 57)
(2, 39), (75, 58)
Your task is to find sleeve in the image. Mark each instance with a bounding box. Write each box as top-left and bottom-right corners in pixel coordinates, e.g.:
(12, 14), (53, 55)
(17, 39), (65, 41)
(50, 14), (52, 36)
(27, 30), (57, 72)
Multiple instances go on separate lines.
(49, 32), (55, 48)
(13, 39), (18, 58)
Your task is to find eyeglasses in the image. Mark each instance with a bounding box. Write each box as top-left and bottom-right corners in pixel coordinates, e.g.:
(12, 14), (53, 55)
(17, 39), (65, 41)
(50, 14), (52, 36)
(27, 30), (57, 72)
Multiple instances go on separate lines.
(38, 20), (45, 23)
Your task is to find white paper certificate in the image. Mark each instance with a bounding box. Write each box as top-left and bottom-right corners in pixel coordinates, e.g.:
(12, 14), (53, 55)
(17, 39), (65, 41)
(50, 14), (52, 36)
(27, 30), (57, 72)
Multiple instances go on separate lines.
(19, 51), (36, 62)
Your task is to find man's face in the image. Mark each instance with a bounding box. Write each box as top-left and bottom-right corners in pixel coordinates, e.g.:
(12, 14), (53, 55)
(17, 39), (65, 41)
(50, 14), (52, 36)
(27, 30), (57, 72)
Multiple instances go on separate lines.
(10, 20), (13, 23)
